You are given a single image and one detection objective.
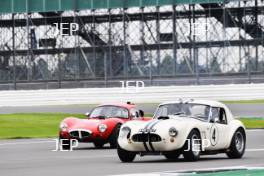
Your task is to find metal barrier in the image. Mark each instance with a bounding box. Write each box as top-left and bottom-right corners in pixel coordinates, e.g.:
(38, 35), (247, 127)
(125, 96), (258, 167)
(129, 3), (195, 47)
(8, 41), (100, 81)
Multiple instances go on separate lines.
(0, 84), (263, 107)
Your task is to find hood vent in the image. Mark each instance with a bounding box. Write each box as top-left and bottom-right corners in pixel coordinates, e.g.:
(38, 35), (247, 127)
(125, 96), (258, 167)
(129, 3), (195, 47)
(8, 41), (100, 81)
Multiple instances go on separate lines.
(157, 116), (170, 120)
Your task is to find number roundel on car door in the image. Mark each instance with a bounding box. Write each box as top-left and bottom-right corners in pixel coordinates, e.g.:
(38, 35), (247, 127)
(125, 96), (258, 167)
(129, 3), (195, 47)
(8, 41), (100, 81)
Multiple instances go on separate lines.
(210, 125), (219, 146)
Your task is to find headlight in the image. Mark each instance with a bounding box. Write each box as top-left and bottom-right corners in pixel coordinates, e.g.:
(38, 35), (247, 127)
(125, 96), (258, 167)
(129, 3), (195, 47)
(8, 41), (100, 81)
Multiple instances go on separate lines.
(119, 126), (131, 138)
(121, 126), (131, 133)
(60, 122), (68, 131)
(98, 124), (107, 133)
(169, 127), (178, 137)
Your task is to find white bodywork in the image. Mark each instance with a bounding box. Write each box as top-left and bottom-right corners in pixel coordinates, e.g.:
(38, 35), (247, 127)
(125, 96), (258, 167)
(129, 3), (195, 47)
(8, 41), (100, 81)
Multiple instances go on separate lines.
(118, 100), (245, 153)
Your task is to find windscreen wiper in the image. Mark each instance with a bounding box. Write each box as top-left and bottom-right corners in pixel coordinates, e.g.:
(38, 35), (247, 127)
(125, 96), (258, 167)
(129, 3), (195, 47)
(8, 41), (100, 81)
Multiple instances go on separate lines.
(190, 116), (206, 121)
(95, 115), (107, 119)
(174, 111), (185, 115)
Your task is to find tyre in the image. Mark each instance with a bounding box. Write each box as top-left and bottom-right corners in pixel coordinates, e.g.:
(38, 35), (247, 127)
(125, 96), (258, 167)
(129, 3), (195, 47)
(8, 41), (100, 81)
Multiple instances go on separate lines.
(109, 124), (121, 148)
(226, 128), (246, 159)
(59, 137), (71, 150)
(183, 130), (201, 161)
(164, 150), (181, 160)
(117, 145), (136, 162)
(93, 141), (105, 148)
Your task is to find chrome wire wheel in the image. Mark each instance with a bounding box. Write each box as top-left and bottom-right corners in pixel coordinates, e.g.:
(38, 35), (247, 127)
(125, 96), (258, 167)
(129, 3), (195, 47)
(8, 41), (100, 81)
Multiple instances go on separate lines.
(191, 134), (201, 156)
(183, 130), (201, 161)
(235, 131), (244, 153)
(226, 128), (246, 159)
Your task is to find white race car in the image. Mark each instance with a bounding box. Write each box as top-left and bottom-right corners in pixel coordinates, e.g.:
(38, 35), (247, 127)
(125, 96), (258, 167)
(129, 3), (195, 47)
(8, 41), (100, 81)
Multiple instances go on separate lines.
(117, 100), (246, 162)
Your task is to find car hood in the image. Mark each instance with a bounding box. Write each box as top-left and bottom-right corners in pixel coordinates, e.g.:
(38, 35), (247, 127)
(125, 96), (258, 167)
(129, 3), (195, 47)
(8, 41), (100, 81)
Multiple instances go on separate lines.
(64, 117), (121, 132)
(69, 119), (101, 131)
(123, 116), (203, 133)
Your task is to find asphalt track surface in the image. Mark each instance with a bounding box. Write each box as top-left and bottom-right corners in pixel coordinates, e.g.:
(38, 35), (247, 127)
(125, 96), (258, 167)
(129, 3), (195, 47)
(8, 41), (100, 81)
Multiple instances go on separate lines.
(0, 103), (264, 117)
(1, 130), (264, 176)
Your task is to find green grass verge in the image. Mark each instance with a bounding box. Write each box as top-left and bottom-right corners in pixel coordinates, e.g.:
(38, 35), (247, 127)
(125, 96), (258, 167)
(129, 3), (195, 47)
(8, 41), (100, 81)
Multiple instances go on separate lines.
(222, 99), (264, 104)
(239, 118), (264, 129)
(0, 113), (85, 139)
(0, 113), (263, 139)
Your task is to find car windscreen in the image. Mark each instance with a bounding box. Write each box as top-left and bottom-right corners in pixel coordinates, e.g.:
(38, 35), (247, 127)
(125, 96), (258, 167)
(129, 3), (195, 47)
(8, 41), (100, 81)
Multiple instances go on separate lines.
(90, 106), (129, 119)
(154, 103), (210, 121)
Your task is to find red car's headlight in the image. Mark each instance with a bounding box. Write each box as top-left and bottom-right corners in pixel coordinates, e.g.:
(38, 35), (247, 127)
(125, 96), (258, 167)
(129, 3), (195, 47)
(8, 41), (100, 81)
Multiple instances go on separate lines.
(98, 124), (107, 133)
(60, 122), (68, 131)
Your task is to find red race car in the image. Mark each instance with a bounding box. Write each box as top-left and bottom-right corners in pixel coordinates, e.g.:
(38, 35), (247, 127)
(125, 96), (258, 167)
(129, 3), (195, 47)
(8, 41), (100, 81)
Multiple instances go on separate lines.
(59, 102), (148, 149)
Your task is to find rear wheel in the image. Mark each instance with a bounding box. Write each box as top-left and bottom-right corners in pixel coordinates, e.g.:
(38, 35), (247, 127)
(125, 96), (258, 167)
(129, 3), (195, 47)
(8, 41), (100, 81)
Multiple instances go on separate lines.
(117, 145), (136, 162)
(226, 128), (246, 159)
(109, 124), (121, 148)
(183, 130), (201, 161)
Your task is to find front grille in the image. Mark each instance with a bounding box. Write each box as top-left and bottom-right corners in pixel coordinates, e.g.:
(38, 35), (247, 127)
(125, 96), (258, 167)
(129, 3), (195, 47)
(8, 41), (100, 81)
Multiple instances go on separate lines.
(69, 130), (91, 138)
(132, 133), (162, 142)
(70, 131), (79, 138)
(81, 131), (90, 138)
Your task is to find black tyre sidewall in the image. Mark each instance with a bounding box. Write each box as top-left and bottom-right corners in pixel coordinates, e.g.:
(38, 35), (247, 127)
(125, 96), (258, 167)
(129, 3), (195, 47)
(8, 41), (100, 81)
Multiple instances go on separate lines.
(117, 145), (136, 162)
(164, 150), (181, 160)
(59, 137), (71, 150)
(109, 124), (121, 148)
(227, 129), (246, 159)
(94, 141), (105, 148)
(183, 130), (201, 161)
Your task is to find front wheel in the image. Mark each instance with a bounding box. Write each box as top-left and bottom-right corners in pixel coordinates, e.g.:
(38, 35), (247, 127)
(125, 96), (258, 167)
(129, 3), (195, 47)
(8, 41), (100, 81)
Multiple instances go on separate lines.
(109, 124), (121, 148)
(59, 137), (71, 150)
(164, 150), (181, 160)
(94, 141), (105, 148)
(226, 128), (246, 159)
(183, 130), (201, 161)
(117, 145), (136, 162)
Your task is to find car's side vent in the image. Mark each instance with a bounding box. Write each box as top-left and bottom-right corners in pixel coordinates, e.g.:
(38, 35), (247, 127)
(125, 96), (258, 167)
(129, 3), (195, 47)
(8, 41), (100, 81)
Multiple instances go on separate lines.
(157, 116), (170, 120)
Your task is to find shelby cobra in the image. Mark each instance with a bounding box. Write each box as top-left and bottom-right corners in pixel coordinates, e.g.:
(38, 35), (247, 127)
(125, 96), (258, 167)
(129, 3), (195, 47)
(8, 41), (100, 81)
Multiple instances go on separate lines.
(59, 102), (146, 149)
(117, 100), (246, 162)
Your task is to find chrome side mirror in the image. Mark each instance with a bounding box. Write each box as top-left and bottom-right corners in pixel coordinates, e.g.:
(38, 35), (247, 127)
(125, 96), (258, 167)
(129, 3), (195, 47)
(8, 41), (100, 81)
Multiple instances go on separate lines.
(85, 112), (90, 117)
(131, 112), (137, 118)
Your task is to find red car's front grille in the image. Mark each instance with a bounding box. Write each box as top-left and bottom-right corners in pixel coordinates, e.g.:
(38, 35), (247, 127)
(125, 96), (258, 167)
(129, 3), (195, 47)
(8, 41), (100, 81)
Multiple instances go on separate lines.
(69, 130), (91, 138)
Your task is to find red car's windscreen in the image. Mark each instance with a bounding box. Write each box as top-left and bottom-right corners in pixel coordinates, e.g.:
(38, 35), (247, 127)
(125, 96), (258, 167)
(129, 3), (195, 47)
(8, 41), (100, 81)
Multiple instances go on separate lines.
(90, 106), (129, 119)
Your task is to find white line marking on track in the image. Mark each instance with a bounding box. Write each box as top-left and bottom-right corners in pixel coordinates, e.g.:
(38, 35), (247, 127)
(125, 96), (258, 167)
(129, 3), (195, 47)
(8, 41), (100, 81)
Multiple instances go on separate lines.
(246, 148), (264, 152)
(246, 129), (264, 132)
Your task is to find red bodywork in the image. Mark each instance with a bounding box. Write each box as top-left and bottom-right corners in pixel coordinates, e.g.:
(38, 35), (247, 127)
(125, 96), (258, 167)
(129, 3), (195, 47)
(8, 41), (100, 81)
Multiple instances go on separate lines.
(59, 102), (149, 144)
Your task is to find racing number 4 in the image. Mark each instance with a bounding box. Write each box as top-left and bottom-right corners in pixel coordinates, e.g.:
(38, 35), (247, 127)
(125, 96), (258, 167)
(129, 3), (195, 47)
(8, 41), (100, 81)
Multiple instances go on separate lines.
(212, 129), (216, 142)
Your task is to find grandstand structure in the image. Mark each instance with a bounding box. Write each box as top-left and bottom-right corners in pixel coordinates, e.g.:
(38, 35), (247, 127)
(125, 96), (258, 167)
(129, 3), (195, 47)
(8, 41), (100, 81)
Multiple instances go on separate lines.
(0, 0), (263, 89)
